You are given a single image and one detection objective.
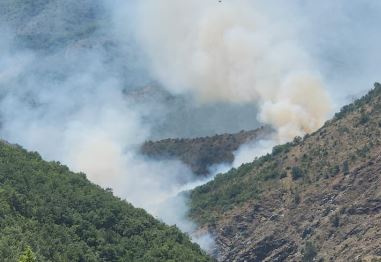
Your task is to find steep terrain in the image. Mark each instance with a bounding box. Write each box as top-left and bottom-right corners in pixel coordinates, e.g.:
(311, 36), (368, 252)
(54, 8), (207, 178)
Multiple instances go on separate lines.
(190, 83), (381, 261)
(141, 127), (271, 175)
(0, 0), (105, 51)
(0, 140), (211, 261)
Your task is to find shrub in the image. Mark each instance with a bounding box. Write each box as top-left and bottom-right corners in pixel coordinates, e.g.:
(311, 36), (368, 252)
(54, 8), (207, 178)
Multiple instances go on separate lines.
(331, 214), (340, 228)
(343, 160), (349, 175)
(358, 113), (370, 125)
(272, 143), (292, 155)
(291, 167), (304, 180)
(293, 191), (301, 205)
(293, 136), (302, 144)
(331, 165), (340, 176)
(18, 247), (36, 262)
(302, 242), (317, 262)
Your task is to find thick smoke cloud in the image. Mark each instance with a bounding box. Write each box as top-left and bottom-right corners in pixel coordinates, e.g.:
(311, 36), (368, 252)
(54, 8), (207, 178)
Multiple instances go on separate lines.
(127, 0), (381, 142)
(0, 0), (380, 253)
(131, 0), (332, 141)
(109, 0), (263, 139)
(0, 26), (214, 249)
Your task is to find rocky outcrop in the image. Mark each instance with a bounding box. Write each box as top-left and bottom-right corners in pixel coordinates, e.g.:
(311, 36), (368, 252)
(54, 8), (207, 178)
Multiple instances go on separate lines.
(190, 83), (381, 261)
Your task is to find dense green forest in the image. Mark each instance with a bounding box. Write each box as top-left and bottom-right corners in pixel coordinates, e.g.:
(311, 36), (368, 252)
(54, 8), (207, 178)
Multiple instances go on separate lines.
(0, 141), (211, 261)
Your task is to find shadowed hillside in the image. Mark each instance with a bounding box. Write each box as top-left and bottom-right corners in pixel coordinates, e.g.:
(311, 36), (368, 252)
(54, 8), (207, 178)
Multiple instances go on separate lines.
(141, 127), (272, 175)
(190, 83), (381, 261)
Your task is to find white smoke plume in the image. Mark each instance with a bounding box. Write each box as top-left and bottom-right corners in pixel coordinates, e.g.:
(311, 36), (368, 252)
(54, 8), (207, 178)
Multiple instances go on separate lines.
(1, 0), (380, 255)
(232, 139), (276, 168)
(0, 27), (215, 250)
(131, 0), (332, 141)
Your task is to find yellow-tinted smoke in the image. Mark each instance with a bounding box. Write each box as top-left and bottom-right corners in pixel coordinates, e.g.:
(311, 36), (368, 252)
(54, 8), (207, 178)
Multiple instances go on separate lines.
(134, 0), (332, 141)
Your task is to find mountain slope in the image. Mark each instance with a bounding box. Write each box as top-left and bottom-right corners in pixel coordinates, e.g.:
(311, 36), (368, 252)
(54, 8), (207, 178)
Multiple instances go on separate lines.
(0, 141), (212, 261)
(141, 127), (271, 176)
(189, 83), (381, 261)
(0, 0), (105, 51)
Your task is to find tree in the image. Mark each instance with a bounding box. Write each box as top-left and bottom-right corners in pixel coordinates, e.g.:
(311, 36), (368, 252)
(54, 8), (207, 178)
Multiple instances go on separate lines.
(291, 166), (304, 180)
(343, 160), (350, 175)
(331, 214), (340, 228)
(18, 246), (36, 262)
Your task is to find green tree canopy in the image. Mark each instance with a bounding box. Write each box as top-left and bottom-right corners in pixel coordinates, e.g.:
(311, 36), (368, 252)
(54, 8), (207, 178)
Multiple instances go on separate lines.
(18, 246), (36, 262)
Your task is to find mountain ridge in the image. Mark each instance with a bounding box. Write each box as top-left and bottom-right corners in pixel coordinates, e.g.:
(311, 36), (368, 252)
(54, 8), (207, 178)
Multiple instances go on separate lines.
(189, 83), (381, 261)
(141, 126), (272, 176)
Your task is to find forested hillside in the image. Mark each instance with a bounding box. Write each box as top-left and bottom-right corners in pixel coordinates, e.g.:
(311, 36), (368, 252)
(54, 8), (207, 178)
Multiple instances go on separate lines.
(142, 127), (271, 175)
(0, 140), (211, 261)
(190, 83), (381, 261)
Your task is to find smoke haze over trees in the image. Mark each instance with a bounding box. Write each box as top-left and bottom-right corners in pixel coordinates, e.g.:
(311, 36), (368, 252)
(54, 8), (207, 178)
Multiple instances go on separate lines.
(0, 0), (380, 252)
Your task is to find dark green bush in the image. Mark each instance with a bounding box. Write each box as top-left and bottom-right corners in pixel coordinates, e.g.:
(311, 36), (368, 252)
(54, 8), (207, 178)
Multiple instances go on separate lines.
(302, 242), (317, 262)
(291, 167), (304, 180)
(343, 160), (350, 175)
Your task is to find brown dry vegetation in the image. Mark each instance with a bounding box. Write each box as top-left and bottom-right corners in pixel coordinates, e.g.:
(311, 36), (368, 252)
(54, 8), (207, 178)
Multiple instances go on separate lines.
(190, 83), (381, 261)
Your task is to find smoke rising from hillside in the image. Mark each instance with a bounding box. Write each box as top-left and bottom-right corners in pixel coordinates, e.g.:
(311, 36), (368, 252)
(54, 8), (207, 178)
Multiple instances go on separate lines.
(0, 26), (216, 250)
(0, 0), (380, 254)
(131, 0), (332, 141)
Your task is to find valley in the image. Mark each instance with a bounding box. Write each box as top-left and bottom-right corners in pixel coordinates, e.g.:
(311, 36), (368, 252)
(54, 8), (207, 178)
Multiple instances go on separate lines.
(0, 0), (380, 261)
